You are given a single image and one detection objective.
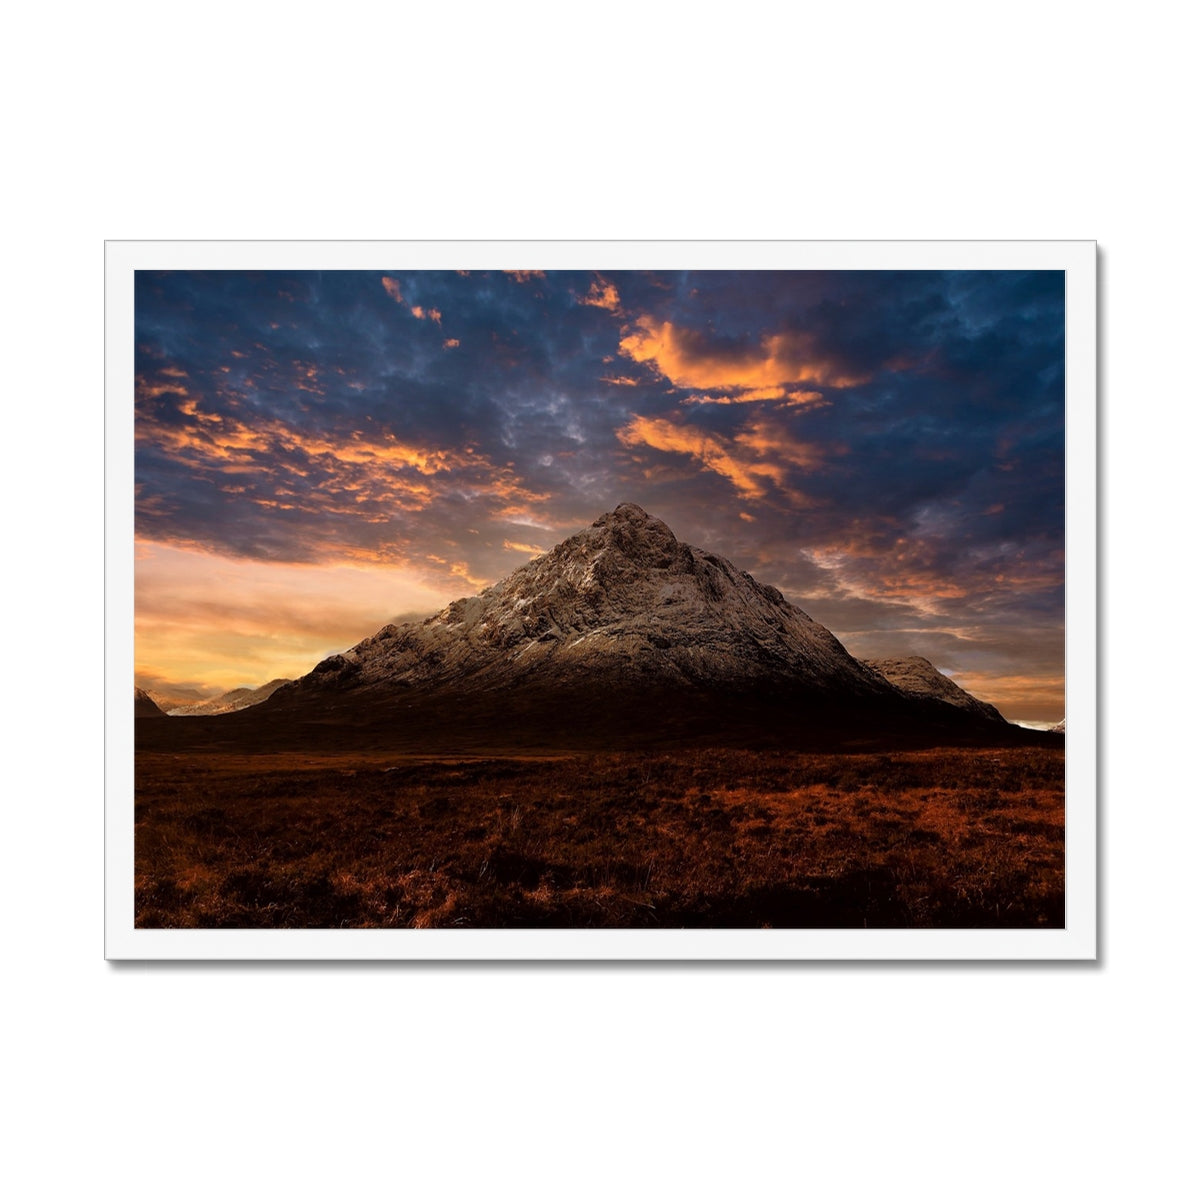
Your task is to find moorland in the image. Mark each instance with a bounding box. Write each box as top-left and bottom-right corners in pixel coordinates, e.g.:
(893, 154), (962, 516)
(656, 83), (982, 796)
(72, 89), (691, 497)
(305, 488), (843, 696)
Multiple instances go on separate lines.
(135, 740), (1063, 929)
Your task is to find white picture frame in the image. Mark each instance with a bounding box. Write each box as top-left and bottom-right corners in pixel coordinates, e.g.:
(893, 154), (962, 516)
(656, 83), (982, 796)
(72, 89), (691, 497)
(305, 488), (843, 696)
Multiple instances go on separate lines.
(105, 240), (1096, 961)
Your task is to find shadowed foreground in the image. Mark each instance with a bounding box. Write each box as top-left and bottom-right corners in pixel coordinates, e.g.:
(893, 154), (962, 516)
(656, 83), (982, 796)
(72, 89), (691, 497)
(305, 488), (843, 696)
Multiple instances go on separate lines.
(135, 746), (1064, 929)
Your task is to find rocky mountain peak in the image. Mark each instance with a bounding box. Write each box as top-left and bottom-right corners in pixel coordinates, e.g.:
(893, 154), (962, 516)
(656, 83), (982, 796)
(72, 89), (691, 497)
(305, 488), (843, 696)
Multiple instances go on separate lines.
(483, 503), (788, 641)
(287, 504), (890, 699)
(247, 505), (1038, 750)
(588, 501), (678, 559)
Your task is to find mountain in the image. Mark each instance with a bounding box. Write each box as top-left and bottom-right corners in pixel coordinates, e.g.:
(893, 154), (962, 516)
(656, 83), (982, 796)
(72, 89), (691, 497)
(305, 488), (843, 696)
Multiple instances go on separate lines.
(863, 657), (1008, 724)
(144, 502), (1028, 754)
(138, 504), (1050, 753)
(288, 503), (892, 701)
(142, 684), (216, 711)
(167, 678), (291, 716)
(134, 687), (167, 718)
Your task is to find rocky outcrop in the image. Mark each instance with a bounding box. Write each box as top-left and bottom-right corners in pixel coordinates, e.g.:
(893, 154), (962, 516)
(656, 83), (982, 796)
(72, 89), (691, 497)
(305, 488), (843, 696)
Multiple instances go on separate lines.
(862, 657), (1007, 723)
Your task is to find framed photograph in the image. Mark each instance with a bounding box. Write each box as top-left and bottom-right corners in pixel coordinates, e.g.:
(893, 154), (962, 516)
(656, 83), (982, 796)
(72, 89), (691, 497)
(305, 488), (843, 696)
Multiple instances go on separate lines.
(105, 240), (1096, 959)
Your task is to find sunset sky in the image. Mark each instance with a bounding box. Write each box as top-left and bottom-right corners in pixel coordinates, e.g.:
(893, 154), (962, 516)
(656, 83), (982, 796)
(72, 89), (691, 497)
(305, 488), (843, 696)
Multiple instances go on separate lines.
(134, 268), (1065, 721)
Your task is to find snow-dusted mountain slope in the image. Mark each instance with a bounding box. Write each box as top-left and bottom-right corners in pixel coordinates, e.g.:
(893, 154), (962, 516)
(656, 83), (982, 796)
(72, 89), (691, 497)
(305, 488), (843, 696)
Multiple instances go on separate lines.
(283, 503), (893, 700)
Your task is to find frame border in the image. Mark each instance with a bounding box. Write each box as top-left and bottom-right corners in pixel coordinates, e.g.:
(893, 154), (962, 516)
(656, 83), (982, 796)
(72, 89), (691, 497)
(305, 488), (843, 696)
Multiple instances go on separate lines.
(106, 240), (1096, 960)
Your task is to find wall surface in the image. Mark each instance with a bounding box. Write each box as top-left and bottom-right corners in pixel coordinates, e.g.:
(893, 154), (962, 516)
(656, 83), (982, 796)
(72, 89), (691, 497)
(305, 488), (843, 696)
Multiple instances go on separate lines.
(6, 4), (1192, 1196)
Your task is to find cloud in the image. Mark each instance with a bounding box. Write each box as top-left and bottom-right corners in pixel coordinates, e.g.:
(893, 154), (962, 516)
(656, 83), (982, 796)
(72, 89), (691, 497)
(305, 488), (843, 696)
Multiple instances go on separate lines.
(136, 381), (550, 562)
(504, 270), (546, 283)
(616, 414), (825, 502)
(578, 276), (621, 312)
(619, 315), (870, 395)
(681, 387), (827, 408)
(382, 277), (441, 324)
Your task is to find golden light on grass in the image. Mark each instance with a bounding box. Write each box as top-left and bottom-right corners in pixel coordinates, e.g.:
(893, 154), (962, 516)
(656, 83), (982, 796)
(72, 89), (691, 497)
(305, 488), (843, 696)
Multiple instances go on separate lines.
(135, 747), (1064, 929)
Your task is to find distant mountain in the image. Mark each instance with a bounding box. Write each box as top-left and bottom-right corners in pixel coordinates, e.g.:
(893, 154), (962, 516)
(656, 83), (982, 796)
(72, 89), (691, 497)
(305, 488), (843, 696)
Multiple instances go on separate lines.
(135, 684), (215, 711)
(862, 657), (1008, 724)
(168, 678), (291, 716)
(1048, 718), (1065, 734)
(134, 687), (168, 718)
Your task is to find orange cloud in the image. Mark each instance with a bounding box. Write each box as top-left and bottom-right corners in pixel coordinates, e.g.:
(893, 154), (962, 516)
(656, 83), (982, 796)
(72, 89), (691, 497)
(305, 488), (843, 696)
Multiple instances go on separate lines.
(504, 270), (545, 282)
(136, 375), (191, 402)
(447, 561), (490, 589)
(503, 539), (545, 556)
(493, 505), (557, 530)
(137, 390), (549, 530)
(178, 397), (222, 426)
(733, 418), (829, 471)
(443, 337), (460, 349)
(617, 414), (823, 502)
(382, 278), (441, 323)
(803, 532), (959, 604)
(619, 315), (869, 395)
(800, 525), (1066, 627)
(579, 276), (621, 312)
(600, 375), (640, 386)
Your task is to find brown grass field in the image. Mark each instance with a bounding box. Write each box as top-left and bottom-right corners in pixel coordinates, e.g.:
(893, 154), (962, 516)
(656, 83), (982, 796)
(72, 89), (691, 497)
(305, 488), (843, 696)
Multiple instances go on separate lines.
(134, 745), (1064, 928)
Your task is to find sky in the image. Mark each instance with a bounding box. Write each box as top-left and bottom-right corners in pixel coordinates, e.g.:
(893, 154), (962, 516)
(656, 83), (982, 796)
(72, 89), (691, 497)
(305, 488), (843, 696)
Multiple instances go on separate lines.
(134, 268), (1065, 720)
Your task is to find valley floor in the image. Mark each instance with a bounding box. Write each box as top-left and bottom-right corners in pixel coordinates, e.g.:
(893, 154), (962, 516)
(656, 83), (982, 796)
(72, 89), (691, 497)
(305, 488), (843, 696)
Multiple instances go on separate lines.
(134, 746), (1064, 929)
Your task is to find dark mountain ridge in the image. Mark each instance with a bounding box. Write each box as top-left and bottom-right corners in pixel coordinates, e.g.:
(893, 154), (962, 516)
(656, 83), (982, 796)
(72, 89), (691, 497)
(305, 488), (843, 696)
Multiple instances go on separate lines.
(134, 687), (167, 719)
